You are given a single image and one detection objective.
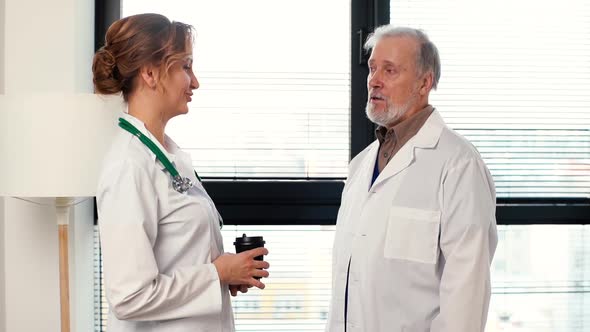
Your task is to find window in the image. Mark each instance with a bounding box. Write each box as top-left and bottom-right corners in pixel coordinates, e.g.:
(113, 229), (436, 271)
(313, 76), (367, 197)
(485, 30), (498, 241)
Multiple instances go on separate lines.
(389, 0), (590, 331)
(94, 0), (590, 331)
(122, 0), (351, 178)
(390, 0), (590, 198)
(95, 225), (336, 331)
(490, 225), (590, 331)
(222, 226), (334, 331)
(95, 225), (590, 331)
(94, 0), (351, 330)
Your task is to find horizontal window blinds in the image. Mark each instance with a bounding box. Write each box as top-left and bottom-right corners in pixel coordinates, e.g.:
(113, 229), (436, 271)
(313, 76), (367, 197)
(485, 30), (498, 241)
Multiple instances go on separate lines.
(94, 226), (106, 331)
(390, 0), (590, 198)
(95, 225), (336, 331)
(95, 225), (590, 331)
(490, 225), (590, 331)
(122, 0), (350, 178)
(222, 226), (334, 331)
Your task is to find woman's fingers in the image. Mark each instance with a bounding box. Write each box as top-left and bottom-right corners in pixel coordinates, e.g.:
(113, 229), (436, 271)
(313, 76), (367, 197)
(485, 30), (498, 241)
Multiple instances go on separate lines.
(229, 284), (250, 296)
(216, 249), (270, 286)
(253, 260), (270, 269)
(229, 285), (239, 297)
(248, 278), (266, 290)
(252, 268), (270, 279)
(245, 247), (268, 258)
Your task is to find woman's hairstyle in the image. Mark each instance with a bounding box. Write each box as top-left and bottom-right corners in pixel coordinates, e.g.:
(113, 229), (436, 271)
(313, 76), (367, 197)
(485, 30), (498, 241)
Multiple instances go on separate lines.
(92, 13), (195, 101)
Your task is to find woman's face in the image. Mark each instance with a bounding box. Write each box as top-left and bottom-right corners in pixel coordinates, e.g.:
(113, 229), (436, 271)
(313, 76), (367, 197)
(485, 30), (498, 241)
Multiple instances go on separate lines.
(161, 54), (199, 118)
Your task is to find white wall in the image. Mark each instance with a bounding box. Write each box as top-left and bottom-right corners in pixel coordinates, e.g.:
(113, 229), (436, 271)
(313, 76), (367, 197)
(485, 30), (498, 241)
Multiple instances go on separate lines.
(1, 0), (96, 331)
(0, 0), (5, 327)
(0, 198), (5, 332)
(0, 0), (5, 94)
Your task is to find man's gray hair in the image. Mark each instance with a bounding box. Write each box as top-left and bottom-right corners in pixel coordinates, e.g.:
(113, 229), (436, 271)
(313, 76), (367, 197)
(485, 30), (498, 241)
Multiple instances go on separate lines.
(364, 25), (441, 90)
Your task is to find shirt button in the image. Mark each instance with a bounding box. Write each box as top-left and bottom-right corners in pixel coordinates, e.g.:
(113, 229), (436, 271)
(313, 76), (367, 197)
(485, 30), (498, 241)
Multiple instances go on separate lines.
(383, 152), (389, 158)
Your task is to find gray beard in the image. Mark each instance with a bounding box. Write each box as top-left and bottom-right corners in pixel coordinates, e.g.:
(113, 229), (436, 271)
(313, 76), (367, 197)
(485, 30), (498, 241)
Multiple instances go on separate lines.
(365, 95), (415, 127)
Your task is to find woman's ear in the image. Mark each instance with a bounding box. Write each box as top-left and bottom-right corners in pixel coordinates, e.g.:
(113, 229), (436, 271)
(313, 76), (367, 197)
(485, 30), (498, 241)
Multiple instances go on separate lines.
(139, 64), (160, 90)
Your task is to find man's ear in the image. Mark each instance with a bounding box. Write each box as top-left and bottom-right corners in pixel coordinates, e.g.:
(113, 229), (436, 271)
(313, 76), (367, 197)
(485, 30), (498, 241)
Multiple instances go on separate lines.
(139, 64), (160, 89)
(419, 71), (434, 95)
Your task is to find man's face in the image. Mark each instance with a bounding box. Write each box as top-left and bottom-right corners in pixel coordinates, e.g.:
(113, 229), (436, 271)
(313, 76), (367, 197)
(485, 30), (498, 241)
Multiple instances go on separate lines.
(366, 36), (421, 127)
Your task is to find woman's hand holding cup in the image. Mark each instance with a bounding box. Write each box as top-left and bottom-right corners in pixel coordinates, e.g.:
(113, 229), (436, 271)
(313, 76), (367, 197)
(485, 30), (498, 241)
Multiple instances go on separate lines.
(213, 246), (269, 290)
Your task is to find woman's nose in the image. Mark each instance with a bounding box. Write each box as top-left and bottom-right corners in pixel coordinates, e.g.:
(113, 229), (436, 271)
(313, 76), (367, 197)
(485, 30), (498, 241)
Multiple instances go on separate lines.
(191, 75), (199, 90)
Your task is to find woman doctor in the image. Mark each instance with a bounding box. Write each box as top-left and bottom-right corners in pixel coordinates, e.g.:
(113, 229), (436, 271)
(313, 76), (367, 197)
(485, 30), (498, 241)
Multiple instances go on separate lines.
(93, 13), (269, 332)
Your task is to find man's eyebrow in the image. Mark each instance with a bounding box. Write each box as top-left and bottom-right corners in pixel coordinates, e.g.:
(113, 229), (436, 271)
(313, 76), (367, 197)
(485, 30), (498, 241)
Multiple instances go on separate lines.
(368, 59), (399, 68)
(382, 60), (398, 67)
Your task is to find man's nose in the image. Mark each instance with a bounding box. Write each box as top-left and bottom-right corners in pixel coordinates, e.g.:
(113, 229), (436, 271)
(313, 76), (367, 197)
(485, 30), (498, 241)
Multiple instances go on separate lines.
(368, 72), (382, 88)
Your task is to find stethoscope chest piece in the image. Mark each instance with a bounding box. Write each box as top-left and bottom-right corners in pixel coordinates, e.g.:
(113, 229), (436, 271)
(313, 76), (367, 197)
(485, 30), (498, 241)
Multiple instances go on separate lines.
(172, 175), (193, 194)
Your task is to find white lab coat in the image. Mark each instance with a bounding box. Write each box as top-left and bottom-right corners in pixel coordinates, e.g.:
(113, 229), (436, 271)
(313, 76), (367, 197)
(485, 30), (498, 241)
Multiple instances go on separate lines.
(326, 110), (498, 332)
(97, 113), (234, 332)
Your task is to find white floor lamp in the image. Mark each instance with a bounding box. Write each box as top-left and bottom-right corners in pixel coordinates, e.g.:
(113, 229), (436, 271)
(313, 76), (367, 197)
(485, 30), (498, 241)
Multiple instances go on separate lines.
(0, 93), (124, 332)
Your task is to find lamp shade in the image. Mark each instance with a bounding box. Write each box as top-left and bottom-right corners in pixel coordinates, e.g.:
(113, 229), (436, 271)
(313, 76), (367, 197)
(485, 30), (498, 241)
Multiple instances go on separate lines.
(0, 93), (125, 197)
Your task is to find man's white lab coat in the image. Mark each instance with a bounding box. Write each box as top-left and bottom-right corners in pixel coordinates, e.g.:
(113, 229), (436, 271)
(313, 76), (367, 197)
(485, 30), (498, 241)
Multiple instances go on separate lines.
(326, 110), (498, 332)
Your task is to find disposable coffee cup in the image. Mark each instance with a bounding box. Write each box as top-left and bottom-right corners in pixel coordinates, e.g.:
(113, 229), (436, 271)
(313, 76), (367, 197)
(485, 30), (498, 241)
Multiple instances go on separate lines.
(234, 234), (266, 279)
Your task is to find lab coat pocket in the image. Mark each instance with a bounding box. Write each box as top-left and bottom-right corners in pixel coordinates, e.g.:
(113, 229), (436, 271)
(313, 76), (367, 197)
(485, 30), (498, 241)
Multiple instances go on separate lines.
(384, 206), (441, 264)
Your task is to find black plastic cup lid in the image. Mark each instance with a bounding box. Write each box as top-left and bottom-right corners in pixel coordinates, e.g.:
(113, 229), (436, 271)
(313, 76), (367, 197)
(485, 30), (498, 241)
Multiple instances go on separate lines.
(234, 233), (265, 246)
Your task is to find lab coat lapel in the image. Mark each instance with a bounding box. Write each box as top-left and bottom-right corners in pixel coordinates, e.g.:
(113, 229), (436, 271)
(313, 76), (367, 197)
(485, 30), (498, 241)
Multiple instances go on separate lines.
(359, 141), (380, 192)
(370, 111), (445, 190)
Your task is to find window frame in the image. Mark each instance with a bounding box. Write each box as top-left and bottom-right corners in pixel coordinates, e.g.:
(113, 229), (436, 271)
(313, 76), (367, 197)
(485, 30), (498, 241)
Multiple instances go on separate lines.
(94, 0), (590, 227)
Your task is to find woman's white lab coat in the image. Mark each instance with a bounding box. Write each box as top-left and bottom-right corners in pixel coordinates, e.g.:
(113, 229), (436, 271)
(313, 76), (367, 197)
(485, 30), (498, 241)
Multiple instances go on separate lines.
(97, 113), (234, 332)
(326, 110), (498, 332)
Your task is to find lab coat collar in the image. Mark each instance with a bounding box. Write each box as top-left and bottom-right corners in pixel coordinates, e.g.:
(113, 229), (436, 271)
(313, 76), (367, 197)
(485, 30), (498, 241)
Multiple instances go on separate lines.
(369, 109), (445, 190)
(120, 112), (178, 171)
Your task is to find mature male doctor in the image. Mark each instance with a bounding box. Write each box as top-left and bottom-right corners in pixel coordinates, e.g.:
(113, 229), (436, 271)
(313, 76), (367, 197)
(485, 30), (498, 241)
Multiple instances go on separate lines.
(326, 25), (498, 332)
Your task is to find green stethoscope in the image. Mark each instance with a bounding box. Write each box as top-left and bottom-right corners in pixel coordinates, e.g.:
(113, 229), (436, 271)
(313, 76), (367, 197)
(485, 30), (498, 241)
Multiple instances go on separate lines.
(119, 117), (223, 229)
(118, 117), (201, 193)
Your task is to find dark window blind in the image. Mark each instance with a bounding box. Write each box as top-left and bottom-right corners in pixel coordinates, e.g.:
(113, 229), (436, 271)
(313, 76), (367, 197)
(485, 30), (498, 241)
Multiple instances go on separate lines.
(390, 0), (590, 198)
